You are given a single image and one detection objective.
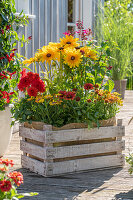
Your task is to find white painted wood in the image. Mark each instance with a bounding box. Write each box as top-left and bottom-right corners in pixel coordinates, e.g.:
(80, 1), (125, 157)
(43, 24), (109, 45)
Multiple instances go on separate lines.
(19, 126), (125, 144)
(21, 155), (46, 176)
(21, 154), (124, 177)
(20, 139), (124, 160)
(52, 155), (124, 175)
(47, 141), (125, 159)
(45, 126), (125, 144)
(20, 140), (45, 159)
(19, 126), (46, 143)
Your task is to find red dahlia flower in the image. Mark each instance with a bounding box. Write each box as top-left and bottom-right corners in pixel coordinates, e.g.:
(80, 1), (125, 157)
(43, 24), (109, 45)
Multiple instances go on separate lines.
(64, 91), (76, 100)
(8, 171), (23, 186)
(27, 87), (38, 97)
(18, 76), (30, 91)
(84, 83), (93, 90)
(32, 79), (46, 93)
(0, 180), (12, 192)
(27, 72), (35, 81)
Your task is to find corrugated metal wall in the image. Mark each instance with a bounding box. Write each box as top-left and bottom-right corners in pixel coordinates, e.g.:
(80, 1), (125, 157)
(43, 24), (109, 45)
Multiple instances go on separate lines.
(16, 0), (68, 71)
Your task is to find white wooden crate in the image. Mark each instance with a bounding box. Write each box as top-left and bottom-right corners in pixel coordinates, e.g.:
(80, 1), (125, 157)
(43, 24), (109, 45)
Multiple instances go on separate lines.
(19, 123), (125, 177)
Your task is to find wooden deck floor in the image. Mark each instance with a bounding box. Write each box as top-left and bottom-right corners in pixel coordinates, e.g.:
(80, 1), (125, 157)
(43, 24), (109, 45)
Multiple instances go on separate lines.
(5, 90), (133, 200)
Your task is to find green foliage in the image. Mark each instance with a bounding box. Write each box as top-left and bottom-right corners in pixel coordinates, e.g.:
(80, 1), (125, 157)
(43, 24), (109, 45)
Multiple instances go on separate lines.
(0, 0), (28, 110)
(96, 0), (133, 80)
(126, 154), (133, 174)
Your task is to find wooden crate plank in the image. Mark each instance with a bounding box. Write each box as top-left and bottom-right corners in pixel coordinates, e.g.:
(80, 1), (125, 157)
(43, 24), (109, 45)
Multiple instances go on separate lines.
(19, 126), (46, 143)
(47, 141), (125, 159)
(20, 140), (125, 160)
(52, 155), (124, 175)
(21, 155), (47, 176)
(20, 140), (45, 159)
(20, 126), (125, 144)
(45, 126), (125, 143)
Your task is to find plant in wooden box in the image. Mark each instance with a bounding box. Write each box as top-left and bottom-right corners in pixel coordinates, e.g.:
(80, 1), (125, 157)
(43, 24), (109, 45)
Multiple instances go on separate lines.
(0, 158), (38, 199)
(11, 35), (125, 176)
(0, 0), (28, 157)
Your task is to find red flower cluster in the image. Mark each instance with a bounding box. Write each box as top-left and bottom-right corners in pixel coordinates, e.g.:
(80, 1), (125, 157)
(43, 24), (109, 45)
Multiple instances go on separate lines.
(0, 159), (14, 167)
(84, 83), (93, 90)
(18, 72), (45, 97)
(6, 25), (11, 30)
(59, 91), (76, 100)
(1, 29), (4, 34)
(0, 180), (12, 192)
(6, 53), (15, 63)
(0, 91), (14, 103)
(8, 171), (23, 186)
(0, 72), (8, 80)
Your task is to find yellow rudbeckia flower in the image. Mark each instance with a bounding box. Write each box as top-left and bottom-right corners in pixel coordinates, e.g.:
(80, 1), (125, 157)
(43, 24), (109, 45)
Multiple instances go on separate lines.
(40, 46), (60, 64)
(22, 57), (35, 66)
(60, 35), (79, 48)
(64, 48), (82, 68)
(80, 46), (98, 60)
(44, 95), (53, 99)
(35, 95), (44, 103)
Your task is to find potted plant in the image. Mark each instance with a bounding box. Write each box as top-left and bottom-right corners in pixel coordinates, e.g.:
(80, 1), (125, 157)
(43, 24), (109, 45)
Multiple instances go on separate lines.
(11, 35), (125, 176)
(96, 0), (133, 98)
(0, 0), (28, 157)
(0, 158), (38, 199)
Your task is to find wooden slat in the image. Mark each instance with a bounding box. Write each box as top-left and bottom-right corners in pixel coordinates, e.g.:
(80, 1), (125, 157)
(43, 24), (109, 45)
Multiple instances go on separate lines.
(19, 126), (125, 144)
(20, 140), (45, 159)
(21, 154), (124, 177)
(19, 126), (46, 143)
(45, 126), (125, 144)
(20, 140), (125, 160)
(52, 155), (124, 175)
(21, 155), (46, 176)
(48, 141), (125, 159)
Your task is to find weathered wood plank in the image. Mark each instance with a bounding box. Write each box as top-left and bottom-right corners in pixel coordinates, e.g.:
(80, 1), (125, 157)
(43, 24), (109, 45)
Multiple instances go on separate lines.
(20, 140), (124, 160)
(20, 140), (45, 159)
(19, 126), (46, 143)
(21, 155), (46, 176)
(48, 141), (125, 159)
(19, 126), (125, 144)
(21, 154), (124, 176)
(52, 155), (124, 175)
(45, 126), (125, 144)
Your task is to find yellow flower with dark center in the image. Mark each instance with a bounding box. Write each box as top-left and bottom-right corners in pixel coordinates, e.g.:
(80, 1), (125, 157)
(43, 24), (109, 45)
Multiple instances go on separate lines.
(35, 95), (44, 103)
(80, 46), (98, 60)
(34, 49), (43, 62)
(64, 48), (82, 68)
(27, 96), (34, 101)
(40, 46), (60, 64)
(60, 35), (79, 48)
(44, 95), (53, 100)
(22, 57), (35, 66)
(49, 100), (62, 106)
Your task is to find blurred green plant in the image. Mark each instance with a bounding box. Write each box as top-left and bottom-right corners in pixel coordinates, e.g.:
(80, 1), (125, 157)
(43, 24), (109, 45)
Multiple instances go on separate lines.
(95, 0), (133, 82)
